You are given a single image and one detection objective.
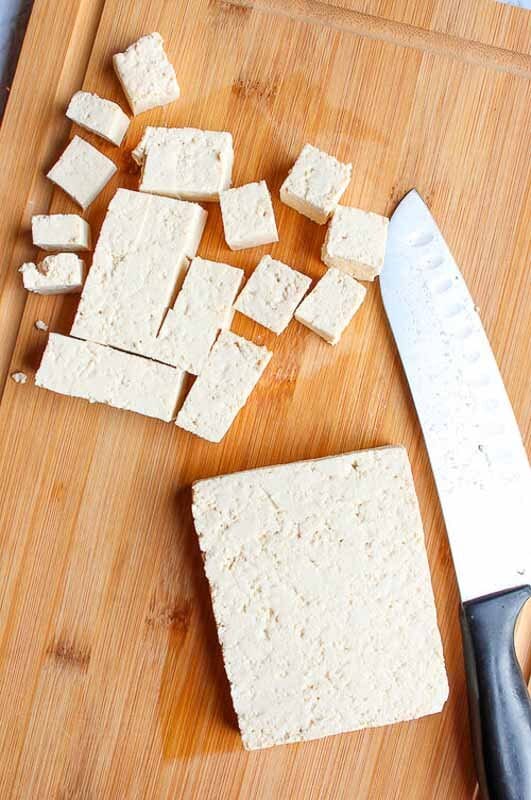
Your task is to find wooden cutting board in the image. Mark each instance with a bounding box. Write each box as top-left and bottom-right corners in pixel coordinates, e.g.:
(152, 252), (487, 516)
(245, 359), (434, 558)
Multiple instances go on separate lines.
(0, 1), (530, 797)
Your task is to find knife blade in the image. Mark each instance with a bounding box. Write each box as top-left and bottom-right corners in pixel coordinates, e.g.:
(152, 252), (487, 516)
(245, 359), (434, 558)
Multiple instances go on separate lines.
(380, 189), (531, 800)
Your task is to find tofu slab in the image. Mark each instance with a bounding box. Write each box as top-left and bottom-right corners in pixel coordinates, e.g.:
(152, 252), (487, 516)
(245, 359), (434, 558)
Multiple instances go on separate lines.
(47, 136), (117, 210)
(322, 205), (389, 281)
(36, 333), (186, 422)
(66, 91), (130, 146)
(234, 255), (311, 334)
(71, 188), (207, 358)
(113, 32), (179, 116)
(280, 144), (352, 224)
(192, 446), (449, 750)
(220, 181), (278, 250)
(134, 127), (233, 201)
(32, 214), (91, 251)
(150, 257), (244, 374)
(19, 253), (85, 295)
(176, 331), (272, 442)
(295, 267), (366, 345)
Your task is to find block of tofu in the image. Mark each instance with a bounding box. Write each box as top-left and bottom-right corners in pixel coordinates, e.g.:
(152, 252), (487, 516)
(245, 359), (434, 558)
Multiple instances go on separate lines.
(71, 188), (207, 358)
(220, 181), (278, 251)
(322, 205), (389, 281)
(176, 331), (272, 442)
(192, 445), (449, 750)
(66, 91), (130, 146)
(47, 136), (117, 210)
(113, 32), (179, 116)
(234, 255), (311, 334)
(134, 127), (233, 202)
(151, 257), (244, 374)
(295, 267), (366, 345)
(19, 253), (85, 295)
(32, 214), (91, 252)
(280, 144), (352, 224)
(36, 333), (186, 422)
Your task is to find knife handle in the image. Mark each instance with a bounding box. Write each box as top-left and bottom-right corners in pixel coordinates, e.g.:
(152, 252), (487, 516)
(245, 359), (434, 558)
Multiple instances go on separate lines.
(460, 585), (531, 800)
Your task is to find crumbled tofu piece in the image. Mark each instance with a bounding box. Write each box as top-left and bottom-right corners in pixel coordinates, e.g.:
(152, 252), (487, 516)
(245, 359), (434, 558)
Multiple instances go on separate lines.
(150, 257), (244, 374)
(11, 372), (27, 384)
(176, 331), (272, 442)
(71, 188), (207, 358)
(280, 144), (352, 224)
(35, 333), (186, 422)
(134, 127), (233, 201)
(234, 255), (311, 334)
(295, 267), (366, 345)
(113, 32), (179, 116)
(192, 445), (449, 750)
(322, 205), (389, 281)
(47, 136), (117, 210)
(220, 181), (278, 251)
(66, 90), (130, 146)
(35, 320), (49, 331)
(32, 214), (91, 252)
(19, 254), (85, 295)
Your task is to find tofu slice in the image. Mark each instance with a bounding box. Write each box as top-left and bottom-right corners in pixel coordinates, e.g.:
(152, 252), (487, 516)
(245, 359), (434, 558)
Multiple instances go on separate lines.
(322, 205), (389, 281)
(176, 331), (272, 442)
(220, 181), (278, 251)
(19, 254), (85, 295)
(66, 90), (130, 146)
(134, 127), (234, 202)
(36, 333), (186, 422)
(234, 255), (311, 334)
(113, 32), (179, 116)
(280, 144), (352, 224)
(47, 136), (117, 210)
(295, 267), (366, 345)
(150, 257), (244, 374)
(71, 188), (207, 359)
(192, 445), (449, 750)
(32, 214), (91, 252)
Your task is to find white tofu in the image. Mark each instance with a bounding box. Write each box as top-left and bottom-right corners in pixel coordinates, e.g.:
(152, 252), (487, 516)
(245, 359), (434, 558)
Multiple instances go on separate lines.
(280, 144), (352, 224)
(234, 255), (311, 334)
(19, 253), (85, 295)
(133, 127), (233, 202)
(176, 331), (272, 442)
(47, 136), (117, 210)
(295, 267), (366, 345)
(150, 257), (244, 374)
(220, 181), (278, 251)
(113, 32), (179, 116)
(66, 90), (130, 146)
(32, 214), (91, 252)
(71, 188), (207, 358)
(192, 445), (449, 750)
(36, 333), (186, 422)
(322, 205), (389, 281)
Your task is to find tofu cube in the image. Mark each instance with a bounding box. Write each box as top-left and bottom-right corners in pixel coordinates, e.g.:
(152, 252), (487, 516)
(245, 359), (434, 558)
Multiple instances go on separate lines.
(220, 181), (278, 251)
(32, 214), (91, 251)
(36, 333), (186, 422)
(134, 127), (233, 202)
(295, 267), (366, 345)
(280, 144), (352, 224)
(176, 331), (272, 442)
(234, 255), (311, 334)
(19, 253), (85, 295)
(322, 205), (389, 281)
(47, 136), (117, 210)
(151, 257), (244, 374)
(66, 91), (130, 146)
(191, 446), (448, 750)
(113, 32), (179, 116)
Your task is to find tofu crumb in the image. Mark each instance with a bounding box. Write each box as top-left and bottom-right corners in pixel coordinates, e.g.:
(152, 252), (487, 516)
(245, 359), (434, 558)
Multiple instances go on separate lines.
(35, 320), (49, 331)
(11, 372), (27, 384)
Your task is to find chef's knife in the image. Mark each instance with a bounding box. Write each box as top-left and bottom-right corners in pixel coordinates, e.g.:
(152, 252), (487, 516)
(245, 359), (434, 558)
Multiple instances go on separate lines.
(380, 190), (531, 800)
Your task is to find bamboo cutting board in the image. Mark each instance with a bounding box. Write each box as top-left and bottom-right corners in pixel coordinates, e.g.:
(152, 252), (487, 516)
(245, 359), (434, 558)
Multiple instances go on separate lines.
(0, 0), (530, 797)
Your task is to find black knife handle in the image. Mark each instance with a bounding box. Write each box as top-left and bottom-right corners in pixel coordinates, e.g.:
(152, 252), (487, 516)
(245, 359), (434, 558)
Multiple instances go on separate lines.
(461, 585), (531, 800)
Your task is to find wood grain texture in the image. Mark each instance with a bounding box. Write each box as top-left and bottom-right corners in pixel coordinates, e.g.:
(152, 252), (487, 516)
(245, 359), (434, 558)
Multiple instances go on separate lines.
(0, 0), (529, 797)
